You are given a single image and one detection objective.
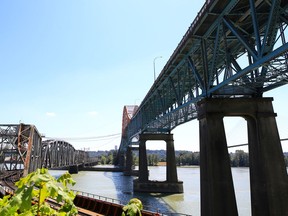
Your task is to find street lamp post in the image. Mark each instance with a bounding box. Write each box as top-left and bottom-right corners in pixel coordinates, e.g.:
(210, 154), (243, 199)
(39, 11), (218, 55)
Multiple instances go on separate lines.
(153, 56), (162, 81)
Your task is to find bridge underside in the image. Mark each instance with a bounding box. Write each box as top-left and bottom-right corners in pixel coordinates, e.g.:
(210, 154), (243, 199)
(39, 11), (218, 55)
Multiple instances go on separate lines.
(122, 0), (288, 145)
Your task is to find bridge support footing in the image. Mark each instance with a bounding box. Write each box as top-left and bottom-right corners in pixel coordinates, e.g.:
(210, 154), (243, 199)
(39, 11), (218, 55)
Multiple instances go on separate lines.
(134, 133), (183, 193)
(123, 146), (139, 176)
(197, 97), (288, 216)
(68, 165), (79, 174)
(133, 179), (183, 193)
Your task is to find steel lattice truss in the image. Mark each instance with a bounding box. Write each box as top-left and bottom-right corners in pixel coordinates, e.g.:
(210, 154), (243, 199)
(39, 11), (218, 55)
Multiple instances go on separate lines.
(0, 124), (89, 175)
(42, 140), (88, 168)
(121, 0), (288, 150)
(0, 124), (42, 176)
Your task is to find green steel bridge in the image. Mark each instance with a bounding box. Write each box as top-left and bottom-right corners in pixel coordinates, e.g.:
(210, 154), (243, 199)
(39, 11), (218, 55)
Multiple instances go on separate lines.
(118, 0), (288, 215)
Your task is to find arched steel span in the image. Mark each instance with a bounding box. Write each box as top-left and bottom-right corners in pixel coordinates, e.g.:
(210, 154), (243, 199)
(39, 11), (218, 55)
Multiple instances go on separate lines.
(119, 105), (138, 152)
(119, 0), (288, 152)
(0, 124), (90, 176)
(42, 139), (88, 169)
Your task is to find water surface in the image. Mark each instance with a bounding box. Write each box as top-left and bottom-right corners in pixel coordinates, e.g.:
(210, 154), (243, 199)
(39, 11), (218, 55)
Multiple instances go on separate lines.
(50, 167), (251, 216)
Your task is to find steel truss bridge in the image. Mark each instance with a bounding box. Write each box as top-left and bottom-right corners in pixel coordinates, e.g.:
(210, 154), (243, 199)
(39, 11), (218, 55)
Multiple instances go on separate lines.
(0, 124), (90, 176)
(119, 0), (288, 151)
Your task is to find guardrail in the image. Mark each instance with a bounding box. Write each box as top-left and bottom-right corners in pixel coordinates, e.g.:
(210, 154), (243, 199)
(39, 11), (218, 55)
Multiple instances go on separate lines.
(0, 184), (14, 195)
(72, 189), (124, 205)
(72, 189), (193, 216)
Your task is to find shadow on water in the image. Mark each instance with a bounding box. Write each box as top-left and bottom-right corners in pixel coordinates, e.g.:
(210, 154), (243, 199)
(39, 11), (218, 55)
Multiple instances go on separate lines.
(104, 171), (178, 214)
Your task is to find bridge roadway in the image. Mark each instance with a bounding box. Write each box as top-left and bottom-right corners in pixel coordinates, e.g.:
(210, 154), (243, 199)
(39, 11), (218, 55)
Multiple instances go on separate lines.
(118, 0), (288, 215)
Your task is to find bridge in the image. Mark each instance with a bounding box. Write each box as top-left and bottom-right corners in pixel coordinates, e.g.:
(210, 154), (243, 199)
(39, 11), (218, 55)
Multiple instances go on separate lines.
(0, 124), (93, 177)
(0, 0), (288, 215)
(118, 0), (288, 215)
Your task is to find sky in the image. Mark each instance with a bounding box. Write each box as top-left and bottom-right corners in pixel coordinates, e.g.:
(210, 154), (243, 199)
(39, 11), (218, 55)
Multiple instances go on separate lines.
(0, 1), (287, 152)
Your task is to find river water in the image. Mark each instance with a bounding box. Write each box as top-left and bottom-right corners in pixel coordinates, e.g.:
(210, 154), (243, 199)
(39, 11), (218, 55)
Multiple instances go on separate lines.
(50, 167), (251, 216)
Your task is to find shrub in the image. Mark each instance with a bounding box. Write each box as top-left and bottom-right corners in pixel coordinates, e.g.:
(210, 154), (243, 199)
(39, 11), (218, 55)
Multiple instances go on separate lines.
(0, 168), (77, 216)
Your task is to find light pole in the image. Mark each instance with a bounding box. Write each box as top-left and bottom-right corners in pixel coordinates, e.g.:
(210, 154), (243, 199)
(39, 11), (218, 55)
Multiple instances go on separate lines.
(153, 56), (162, 81)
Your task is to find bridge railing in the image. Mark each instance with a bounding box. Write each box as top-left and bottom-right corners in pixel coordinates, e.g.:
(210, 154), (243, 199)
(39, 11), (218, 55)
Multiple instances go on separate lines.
(72, 189), (124, 205)
(72, 189), (192, 216)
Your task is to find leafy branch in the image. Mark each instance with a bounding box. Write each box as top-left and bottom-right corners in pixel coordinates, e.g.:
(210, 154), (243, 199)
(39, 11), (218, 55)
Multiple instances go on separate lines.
(0, 168), (78, 216)
(122, 198), (143, 216)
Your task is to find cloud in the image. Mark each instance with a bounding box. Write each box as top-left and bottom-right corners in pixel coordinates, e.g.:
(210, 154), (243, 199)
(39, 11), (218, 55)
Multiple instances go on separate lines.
(46, 112), (56, 117)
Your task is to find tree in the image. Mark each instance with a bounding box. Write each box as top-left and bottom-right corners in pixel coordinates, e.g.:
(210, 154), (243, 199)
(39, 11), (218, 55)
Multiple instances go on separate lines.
(107, 153), (114, 165)
(147, 154), (159, 166)
(100, 155), (107, 165)
(284, 154), (288, 167)
(112, 150), (118, 165)
(0, 168), (77, 216)
(230, 150), (249, 167)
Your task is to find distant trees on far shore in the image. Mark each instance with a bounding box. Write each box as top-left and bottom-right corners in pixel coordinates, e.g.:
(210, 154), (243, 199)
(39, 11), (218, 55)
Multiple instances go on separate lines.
(175, 150), (249, 167)
(88, 149), (288, 168)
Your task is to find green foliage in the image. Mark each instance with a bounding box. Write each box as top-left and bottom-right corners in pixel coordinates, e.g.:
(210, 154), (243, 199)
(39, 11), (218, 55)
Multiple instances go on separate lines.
(230, 150), (249, 167)
(0, 168), (78, 216)
(97, 150), (118, 165)
(147, 154), (159, 166)
(284, 153), (288, 167)
(176, 151), (200, 166)
(91, 149), (288, 167)
(100, 155), (107, 165)
(122, 198), (143, 216)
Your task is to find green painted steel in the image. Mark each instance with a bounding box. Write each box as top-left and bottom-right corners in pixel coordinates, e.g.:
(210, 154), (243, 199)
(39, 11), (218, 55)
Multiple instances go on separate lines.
(119, 0), (288, 153)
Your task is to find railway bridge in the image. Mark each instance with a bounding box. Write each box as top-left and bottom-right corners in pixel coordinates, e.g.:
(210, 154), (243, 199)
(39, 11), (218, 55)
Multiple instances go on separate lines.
(0, 124), (93, 177)
(118, 0), (288, 215)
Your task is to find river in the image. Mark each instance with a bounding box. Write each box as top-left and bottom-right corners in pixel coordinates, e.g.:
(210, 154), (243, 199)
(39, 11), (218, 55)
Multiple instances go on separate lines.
(50, 167), (251, 216)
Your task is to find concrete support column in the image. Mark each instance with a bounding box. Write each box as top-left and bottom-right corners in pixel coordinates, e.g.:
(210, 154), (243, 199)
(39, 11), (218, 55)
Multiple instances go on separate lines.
(116, 152), (125, 168)
(124, 147), (133, 175)
(197, 97), (288, 216)
(246, 108), (288, 215)
(198, 112), (238, 216)
(166, 135), (178, 182)
(134, 133), (183, 193)
(138, 136), (149, 182)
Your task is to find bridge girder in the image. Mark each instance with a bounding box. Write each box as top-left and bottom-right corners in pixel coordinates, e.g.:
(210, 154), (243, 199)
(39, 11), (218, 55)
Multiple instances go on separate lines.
(42, 139), (88, 168)
(0, 124), (42, 176)
(122, 0), (288, 147)
(0, 124), (90, 176)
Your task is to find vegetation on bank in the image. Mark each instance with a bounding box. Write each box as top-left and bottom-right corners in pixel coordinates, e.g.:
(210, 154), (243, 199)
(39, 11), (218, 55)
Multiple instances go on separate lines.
(90, 149), (288, 167)
(0, 168), (77, 216)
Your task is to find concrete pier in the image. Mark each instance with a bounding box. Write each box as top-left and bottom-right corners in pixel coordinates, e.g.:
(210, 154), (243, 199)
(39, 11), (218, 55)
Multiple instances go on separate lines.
(134, 133), (183, 193)
(123, 146), (133, 176)
(123, 146), (139, 176)
(197, 98), (288, 216)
